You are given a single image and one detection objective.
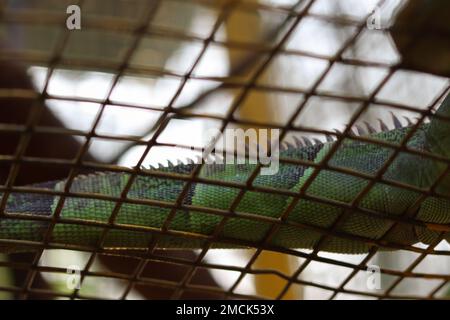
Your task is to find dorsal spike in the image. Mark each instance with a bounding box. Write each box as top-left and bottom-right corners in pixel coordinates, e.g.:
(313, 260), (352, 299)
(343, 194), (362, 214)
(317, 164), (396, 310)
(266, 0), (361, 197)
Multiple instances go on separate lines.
(292, 136), (303, 148)
(391, 112), (402, 129)
(355, 124), (366, 136)
(313, 138), (322, 145)
(284, 141), (295, 149)
(349, 127), (357, 136)
(302, 136), (313, 146)
(333, 128), (342, 135)
(167, 160), (175, 167)
(378, 118), (389, 132)
(403, 116), (413, 126)
(364, 121), (376, 134)
(326, 134), (334, 142)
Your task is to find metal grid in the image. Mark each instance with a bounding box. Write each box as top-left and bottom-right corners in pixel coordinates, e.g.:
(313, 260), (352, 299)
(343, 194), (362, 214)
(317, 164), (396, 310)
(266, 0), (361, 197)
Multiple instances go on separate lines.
(0, 0), (449, 299)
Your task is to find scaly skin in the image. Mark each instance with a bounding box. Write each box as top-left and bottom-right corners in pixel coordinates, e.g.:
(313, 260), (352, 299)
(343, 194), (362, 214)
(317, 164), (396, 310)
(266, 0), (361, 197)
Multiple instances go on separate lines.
(1, 95), (450, 254)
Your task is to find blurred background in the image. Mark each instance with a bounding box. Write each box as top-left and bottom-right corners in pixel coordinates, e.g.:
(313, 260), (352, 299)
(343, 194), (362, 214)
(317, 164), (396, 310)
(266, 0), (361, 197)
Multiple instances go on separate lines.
(0, 0), (449, 299)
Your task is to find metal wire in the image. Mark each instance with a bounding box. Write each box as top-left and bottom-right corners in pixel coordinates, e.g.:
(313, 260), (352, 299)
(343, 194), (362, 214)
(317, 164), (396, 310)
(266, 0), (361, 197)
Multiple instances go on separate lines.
(0, 0), (449, 300)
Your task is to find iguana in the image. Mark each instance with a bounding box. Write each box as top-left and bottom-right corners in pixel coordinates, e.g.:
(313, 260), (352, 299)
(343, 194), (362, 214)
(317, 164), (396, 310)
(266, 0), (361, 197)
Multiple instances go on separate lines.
(2, 94), (450, 255)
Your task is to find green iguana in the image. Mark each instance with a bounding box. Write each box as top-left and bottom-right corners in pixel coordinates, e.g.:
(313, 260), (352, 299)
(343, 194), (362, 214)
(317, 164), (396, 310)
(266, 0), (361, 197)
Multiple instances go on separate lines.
(2, 94), (450, 255)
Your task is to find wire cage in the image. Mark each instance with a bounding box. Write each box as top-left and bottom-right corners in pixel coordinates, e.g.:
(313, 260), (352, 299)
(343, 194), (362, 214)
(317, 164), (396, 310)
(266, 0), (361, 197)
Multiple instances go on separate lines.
(0, 0), (449, 300)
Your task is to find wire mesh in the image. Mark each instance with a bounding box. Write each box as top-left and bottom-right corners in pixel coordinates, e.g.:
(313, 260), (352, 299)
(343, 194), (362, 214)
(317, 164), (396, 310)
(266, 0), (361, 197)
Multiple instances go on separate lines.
(0, 0), (449, 299)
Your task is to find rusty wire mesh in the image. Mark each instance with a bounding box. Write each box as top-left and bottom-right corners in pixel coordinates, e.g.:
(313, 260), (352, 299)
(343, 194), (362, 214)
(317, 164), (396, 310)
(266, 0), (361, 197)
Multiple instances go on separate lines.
(0, 0), (449, 300)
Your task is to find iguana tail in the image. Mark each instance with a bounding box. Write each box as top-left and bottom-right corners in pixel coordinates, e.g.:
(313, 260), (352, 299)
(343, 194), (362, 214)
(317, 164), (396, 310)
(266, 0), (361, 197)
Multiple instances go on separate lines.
(1, 93), (450, 253)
